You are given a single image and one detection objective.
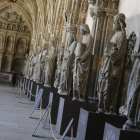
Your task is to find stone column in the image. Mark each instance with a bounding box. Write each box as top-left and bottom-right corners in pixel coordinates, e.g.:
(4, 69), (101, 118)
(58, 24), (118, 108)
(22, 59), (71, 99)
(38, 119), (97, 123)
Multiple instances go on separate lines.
(87, 0), (119, 101)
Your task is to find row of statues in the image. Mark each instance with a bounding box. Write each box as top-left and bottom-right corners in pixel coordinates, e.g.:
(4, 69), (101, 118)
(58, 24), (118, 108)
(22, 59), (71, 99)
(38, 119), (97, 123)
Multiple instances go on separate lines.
(23, 24), (93, 102)
(23, 13), (140, 129)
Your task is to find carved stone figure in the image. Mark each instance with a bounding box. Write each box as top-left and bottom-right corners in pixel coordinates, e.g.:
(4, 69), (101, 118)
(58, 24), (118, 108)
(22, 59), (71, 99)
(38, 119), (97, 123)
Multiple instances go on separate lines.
(44, 39), (56, 87)
(73, 24), (93, 102)
(24, 25), (30, 33)
(23, 54), (28, 76)
(58, 31), (77, 95)
(26, 51), (34, 78)
(125, 53), (140, 128)
(36, 43), (48, 84)
(12, 24), (18, 31)
(31, 47), (41, 81)
(97, 13), (127, 114)
(54, 45), (64, 88)
(1, 22), (7, 29)
(7, 23), (12, 30)
(19, 25), (24, 32)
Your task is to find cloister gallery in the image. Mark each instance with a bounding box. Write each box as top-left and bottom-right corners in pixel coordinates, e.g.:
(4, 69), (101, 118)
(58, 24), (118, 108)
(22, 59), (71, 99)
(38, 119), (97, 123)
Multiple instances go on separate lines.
(0, 0), (140, 140)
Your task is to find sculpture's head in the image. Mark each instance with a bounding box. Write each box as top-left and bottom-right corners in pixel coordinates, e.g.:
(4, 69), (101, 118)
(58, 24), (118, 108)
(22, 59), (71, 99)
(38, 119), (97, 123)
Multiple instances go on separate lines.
(80, 24), (90, 35)
(49, 39), (56, 48)
(67, 31), (76, 46)
(42, 43), (47, 50)
(37, 46), (41, 53)
(58, 45), (64, 52)
(113, 13), (126, 31)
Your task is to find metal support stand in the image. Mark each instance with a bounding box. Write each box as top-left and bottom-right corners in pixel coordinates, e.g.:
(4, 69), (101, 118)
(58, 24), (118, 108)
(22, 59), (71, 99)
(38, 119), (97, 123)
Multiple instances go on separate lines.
(32, 103), (51, 136)
(29, 91), (43, 119)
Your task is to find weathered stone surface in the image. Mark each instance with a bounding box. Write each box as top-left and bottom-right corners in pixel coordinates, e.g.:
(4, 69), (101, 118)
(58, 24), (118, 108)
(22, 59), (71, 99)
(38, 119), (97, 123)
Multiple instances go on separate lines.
(97, 13), (127, 114)
(73, 24), (93, 102)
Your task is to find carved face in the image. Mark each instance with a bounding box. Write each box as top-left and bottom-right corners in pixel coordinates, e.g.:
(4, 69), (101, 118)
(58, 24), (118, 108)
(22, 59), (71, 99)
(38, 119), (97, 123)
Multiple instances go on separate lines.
(38, 47), (41, 53)
(113, 18), (121, 31)
(42, 45), (45, 50)
(80, 28), (86, 35)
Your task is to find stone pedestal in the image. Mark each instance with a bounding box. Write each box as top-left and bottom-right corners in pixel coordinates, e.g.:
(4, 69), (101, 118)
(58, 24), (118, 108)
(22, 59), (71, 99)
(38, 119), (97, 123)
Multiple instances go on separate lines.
(0, 71), (13, 84)
(87, 1), (119, 100)
(76, 109), (127, 140)
(103, 123), (140, 140)
(56, 97), (96, 137)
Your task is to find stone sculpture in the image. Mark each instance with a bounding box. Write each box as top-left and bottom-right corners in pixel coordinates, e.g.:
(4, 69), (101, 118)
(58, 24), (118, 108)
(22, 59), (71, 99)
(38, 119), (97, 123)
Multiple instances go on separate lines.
(26, 51), (34, 79)
(58, 31), (77, 95)
(30, 48), (38, 80)
(125, 53), (140, 128)
(97, 13), (127, 114)
(36, 43), (48, 84)
(72, 24), (93, 102)
(23, 54), (28, 76)
(54, 45), (64, 88)
(44, 39), (56, 87)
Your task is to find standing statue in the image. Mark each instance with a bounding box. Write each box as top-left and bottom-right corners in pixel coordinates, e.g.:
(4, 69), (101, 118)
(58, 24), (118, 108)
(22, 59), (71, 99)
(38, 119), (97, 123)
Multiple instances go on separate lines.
(97, 13), (127, 115)
(30, 48), (38, 81)
(23, 54), (28, 76)
(44, 39), (56, 87)
(26, 51), (34, 79)
(54, 45), (64, 88)
(58, 31), (77, 95)
(36, 43), (48, 83)
(125, 52), (140, 128)
(73, 24), (93, 102)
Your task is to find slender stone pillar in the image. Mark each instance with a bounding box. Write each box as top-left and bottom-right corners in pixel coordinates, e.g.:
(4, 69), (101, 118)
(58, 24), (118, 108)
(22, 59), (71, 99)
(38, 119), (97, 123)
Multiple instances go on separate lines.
(87, 0), (119, 101)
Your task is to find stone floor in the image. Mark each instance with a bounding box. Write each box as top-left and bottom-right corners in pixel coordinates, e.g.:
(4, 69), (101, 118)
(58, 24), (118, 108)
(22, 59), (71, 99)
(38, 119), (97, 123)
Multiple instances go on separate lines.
(0, 84), (74, 140)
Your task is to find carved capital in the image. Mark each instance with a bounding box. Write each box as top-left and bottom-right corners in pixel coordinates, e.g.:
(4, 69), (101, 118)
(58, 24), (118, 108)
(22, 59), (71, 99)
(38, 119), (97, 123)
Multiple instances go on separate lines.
(90, 8), (103, 18)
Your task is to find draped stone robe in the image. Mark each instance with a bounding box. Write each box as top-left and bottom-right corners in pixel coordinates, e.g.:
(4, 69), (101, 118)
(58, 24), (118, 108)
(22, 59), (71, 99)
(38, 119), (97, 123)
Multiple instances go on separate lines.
(31, 54), (38, 81)
(26, 54), (34, 79)
(97, 30), (127, 113)
(36, 49), (47, 83)
(54, 47), (64, 88)
(23, 57), (28, 76)
(73, 33), (93, 100)
(58, 41), (77, 95)
(126, 55), (140, 128)
(44, 46), (56, 87)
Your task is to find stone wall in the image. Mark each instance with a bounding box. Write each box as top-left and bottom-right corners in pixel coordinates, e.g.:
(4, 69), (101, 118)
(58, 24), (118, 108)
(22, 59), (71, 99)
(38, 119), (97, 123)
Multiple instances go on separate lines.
(0, 8), (31, 74)
(119, 0), (140, 38)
